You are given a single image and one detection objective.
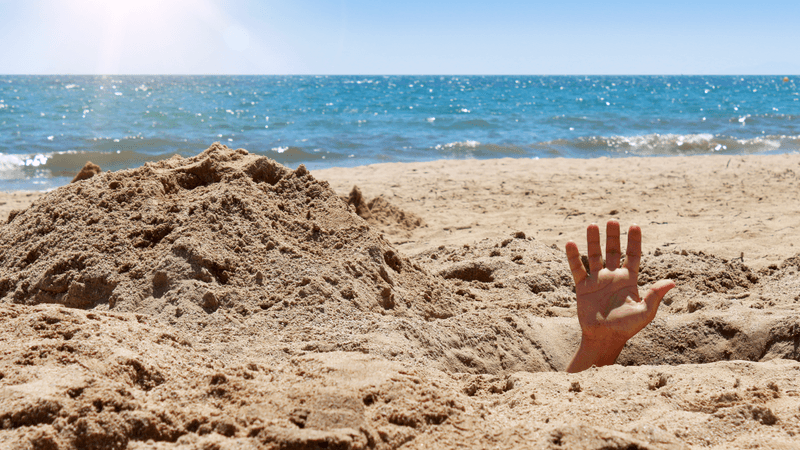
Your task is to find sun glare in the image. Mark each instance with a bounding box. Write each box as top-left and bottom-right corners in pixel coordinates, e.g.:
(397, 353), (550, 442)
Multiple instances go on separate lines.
(29, 0), (284, 73)
(62, 0), (233, 73)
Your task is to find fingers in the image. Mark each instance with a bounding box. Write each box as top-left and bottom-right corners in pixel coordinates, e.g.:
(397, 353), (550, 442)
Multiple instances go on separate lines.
(643, 279), (675, 318)
(570, 221), (642, 283)
(587, 223), (603, 274)
(605, 220), (621, 270)
(566, 241), (588, 284)
(623, 224), (642, 274)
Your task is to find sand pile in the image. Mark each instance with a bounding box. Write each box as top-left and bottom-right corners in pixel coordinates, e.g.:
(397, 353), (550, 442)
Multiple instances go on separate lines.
(0, 144), (449, 319)
(70, 161), (102, 183)
(345, 186), (425, 237)
(0, 145), (575, 373)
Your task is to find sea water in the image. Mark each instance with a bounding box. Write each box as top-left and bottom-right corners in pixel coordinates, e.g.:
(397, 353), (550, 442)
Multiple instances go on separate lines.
(0, 75), (798, 191)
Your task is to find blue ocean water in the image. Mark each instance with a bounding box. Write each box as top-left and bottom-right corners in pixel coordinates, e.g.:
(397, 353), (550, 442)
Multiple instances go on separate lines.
(1, 75), (798, 191)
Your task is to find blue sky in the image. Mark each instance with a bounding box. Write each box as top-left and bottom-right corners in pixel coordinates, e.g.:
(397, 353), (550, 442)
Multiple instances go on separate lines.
(1, 0), (798, 75)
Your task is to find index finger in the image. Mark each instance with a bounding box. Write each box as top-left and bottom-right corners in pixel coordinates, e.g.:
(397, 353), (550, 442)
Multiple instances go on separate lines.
(623, 224), (642, 274)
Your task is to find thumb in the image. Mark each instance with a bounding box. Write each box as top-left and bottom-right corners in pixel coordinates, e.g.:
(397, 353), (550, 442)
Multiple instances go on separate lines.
(643, 279), (675, 315)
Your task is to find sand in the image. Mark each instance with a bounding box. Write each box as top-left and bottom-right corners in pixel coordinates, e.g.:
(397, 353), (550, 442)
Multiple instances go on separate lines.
(0, 145), (798, 449)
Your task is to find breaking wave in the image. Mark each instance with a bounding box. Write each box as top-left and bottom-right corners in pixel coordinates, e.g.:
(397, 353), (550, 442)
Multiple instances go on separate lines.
(537, 133), (800, 157)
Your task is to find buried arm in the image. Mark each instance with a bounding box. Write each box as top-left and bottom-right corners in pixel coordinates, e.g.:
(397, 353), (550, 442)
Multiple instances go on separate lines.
(565, 220), (675, 373)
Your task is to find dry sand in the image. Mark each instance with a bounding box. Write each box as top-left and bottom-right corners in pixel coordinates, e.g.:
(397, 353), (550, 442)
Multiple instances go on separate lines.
(0, 145), (798, 449)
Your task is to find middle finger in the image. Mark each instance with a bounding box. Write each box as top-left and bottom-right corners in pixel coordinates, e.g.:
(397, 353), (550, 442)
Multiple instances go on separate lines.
(587, 223), (603, 274)
(605, 220), (621, 270)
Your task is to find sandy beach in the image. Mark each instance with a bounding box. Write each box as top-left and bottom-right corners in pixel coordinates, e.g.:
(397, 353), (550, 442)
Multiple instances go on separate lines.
(316, 153), (800, 270)
(1, 146), (798, 449)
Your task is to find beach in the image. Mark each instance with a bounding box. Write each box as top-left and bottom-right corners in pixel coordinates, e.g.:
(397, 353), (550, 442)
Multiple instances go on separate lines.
(316, 153), (800, 270)
(1, 147), (798, 449)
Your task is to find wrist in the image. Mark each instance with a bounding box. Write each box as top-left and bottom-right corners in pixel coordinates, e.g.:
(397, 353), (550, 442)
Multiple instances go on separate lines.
(566, 334), (628, 373)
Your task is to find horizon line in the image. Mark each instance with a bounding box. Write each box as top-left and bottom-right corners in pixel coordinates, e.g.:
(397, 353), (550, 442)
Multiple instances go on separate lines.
(0, 73), (797, 77)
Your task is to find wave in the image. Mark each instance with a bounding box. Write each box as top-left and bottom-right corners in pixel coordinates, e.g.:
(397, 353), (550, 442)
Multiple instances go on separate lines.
(431, 134), (800, 160)
(537, 133), (800, 157)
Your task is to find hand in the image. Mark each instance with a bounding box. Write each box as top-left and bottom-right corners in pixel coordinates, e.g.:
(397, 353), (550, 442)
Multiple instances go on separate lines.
(565, 220), (675, 373)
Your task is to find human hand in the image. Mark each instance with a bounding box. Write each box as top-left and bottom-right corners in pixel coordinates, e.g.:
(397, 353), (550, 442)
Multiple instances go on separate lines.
(565, 220), (675, 373)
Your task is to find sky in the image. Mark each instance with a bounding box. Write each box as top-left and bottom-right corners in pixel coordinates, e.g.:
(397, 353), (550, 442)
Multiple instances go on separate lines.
(1, 0), (799, 75)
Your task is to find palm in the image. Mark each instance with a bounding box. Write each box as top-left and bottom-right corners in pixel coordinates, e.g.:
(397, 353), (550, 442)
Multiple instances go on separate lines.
(575, 265), (650, 342)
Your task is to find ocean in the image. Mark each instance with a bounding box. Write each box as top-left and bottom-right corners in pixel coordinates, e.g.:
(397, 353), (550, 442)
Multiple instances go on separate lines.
(1, 75), (798, 191)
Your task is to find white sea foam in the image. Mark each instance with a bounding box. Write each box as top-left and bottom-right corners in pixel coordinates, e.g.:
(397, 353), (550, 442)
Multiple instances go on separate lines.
(435, 140), (480, 150)
(25, 154), (48, 167)
(606, 133), (714, 151)
(0, 153), (52, 180)
(0, 154), (26, 170)
(559, 133), (790, 156)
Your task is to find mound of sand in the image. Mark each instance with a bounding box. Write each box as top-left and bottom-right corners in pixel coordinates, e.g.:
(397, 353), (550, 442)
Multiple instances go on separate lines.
(345, 186), (425, 236)
(0, 145), (579, 374)
(1, 144), (446, 317)
(70, 161), (102, 183)
(0, 145), (467, 362)
(1, 145), (799, 449)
